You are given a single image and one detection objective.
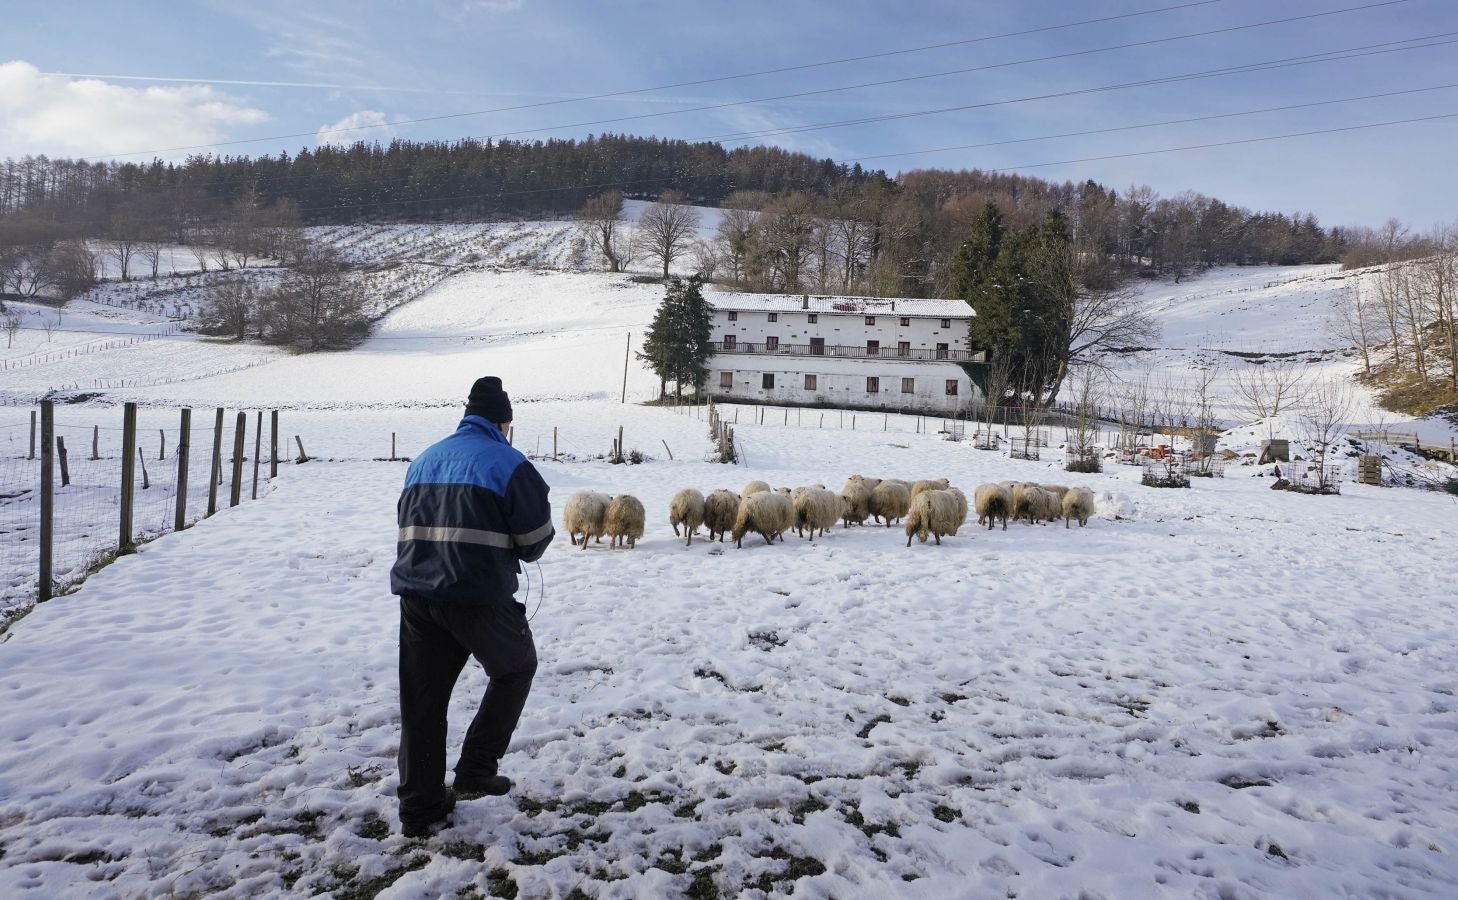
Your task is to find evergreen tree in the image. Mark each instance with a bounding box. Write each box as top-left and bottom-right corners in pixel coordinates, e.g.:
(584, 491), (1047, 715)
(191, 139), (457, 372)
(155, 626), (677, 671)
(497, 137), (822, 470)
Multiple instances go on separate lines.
(638, 276), (714, 400)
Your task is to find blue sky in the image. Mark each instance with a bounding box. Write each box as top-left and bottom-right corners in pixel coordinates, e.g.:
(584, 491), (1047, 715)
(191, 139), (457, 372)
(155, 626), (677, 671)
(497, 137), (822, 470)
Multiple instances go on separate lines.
(1, 0), (1454, 229)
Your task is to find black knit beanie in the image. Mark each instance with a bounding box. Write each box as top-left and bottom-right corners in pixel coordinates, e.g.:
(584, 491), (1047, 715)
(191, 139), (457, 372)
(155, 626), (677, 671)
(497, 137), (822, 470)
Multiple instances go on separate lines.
(465, 376), (513, 424)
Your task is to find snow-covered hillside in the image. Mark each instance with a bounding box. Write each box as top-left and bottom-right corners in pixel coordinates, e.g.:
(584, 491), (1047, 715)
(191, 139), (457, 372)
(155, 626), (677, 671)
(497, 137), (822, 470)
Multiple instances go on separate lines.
(3, 231), (1458, 897)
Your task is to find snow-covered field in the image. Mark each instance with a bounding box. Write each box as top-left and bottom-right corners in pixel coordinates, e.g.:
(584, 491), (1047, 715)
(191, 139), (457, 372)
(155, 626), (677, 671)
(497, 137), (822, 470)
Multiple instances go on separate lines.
(2, 245), (1458, 897)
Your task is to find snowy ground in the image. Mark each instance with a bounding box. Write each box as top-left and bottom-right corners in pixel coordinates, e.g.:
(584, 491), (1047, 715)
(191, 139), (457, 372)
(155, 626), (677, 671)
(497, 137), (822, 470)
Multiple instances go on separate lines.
(2, 399), (1457, 898)
(2, 247), (1458, 897)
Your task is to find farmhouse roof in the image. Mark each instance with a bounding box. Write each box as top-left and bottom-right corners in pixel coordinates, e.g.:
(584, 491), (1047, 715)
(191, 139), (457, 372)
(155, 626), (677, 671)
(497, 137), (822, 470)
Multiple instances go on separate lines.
(706, 292), (974, 318)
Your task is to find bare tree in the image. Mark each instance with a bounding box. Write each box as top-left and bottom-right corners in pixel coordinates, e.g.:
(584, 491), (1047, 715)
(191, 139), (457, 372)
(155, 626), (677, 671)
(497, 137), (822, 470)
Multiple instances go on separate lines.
(3, 314), (20, 349)
(1064, 368), (1104, 472)
(978, 349), (1014, 445)
(1024, 222), (1160, 405)
(576, 191), (628, 273)
(1330, 278), (1374, 375)
(757, 193), (819, 292)
(103, 203), (142, 281)
(636, 191), (700, 280)
(1189, 354), (1223, 474)
(715, 205), (760, 286)
(690, 238), (722, 281)
(1113, 366), (1153, 455)
(1299, 379), (1355, 492)
(200, 277), (256, 339)
(256, 244), (368, 351)
(1230, 356), (1309, 423)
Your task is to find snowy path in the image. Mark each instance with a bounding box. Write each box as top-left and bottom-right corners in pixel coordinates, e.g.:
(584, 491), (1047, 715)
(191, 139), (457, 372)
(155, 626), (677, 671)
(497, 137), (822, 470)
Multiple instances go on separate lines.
(2, 404), (1456, 898)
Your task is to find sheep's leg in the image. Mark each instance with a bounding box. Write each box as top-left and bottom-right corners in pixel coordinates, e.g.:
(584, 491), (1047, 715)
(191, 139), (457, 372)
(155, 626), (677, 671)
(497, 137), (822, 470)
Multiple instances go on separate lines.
(672, 522), (680, 536)
(906, 531), (914, 547)
(934, 533), (941, 545)
(685, 530), (692, 547)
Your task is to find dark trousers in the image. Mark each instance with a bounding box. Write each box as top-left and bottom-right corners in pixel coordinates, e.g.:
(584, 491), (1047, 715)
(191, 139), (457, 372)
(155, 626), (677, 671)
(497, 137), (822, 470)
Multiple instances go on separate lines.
(397, 594), (537, 821)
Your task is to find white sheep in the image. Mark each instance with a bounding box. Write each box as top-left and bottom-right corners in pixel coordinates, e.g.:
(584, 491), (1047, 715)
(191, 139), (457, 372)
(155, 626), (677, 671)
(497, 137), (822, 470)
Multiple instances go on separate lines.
(1021, 486), (1062, 524)
(793, 487), (842, 541)
(905, 489), (962, 546)
(732, 490), (794, 547)
(1062, 487), (1096, 528)
(1012, 483), (1049, 524)
(946, 486), (968, 534)
(703, 489), (740, 543)
(869, 480), (911, 526)
(668, 488), (706, 546)
(1040, 484), (1070, 502)
(741, 480), (771, 498)
(910, 478), (951, 499)
(840, 477), (874, 527)
(564, 490), (610, 548)
(605, 494), (646, 549)
(974, 483), (1012, 531)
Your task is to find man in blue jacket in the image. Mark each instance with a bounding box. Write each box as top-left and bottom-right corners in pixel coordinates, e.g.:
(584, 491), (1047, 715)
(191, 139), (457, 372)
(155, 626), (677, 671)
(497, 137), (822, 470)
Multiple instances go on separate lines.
(390, 376), (554, 837)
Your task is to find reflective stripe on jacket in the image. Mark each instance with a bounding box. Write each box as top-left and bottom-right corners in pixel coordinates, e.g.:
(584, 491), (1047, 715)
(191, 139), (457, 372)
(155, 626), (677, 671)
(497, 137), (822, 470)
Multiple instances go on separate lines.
(390, 416), (554, 603)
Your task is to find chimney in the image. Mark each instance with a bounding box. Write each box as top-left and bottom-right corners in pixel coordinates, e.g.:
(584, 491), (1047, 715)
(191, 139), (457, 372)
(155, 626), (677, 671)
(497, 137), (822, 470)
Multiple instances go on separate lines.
(802, 295), (809, 310)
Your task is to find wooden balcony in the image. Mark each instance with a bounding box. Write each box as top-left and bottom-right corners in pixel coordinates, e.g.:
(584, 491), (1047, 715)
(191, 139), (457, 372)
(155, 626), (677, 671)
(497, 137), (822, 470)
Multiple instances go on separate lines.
(710, 341), (973, 362)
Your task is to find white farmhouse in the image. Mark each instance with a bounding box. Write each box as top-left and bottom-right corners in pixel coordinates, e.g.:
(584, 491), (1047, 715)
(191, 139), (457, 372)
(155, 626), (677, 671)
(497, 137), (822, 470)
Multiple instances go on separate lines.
(707, 292), (981, 414)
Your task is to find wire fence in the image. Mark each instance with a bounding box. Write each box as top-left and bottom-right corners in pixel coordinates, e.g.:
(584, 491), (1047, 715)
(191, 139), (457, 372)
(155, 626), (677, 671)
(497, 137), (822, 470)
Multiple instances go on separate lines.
(1, 404), (283, 630)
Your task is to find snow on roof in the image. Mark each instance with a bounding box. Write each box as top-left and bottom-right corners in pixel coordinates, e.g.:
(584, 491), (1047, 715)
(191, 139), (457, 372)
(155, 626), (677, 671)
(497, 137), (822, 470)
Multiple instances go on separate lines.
(707, 291), (974, 318)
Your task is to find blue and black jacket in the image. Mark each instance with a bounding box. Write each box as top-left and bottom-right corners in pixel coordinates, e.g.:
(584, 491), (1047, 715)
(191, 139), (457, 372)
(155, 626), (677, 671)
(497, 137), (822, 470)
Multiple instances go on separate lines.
(391, 416), (555, 604)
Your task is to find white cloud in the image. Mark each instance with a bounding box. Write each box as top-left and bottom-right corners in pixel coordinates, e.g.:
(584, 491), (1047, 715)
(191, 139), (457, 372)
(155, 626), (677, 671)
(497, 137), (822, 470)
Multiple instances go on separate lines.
(0, 60), (269, 160)
(315, 110), (393, 147)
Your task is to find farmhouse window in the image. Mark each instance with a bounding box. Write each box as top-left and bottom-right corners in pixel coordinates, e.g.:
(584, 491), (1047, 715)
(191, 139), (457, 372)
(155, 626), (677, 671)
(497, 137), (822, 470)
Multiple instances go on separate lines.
(728, 311), (738, 321)
(900, 316), (910, 327)
(723, 334), (737, 349)
(768, 312), (779, 322)
(810, 337), (825, 355)
(804, 374), (817, 391)
(902, 377), (915, 394)
(866, 377), (880, 393)
(935, 342), (949, 360)
(762, 373), (775, 389)
(940, 318), (951, 329)
(720, 371), (733, 389)
(865, 316), (876, 325)
(897, 341), (911, 357)
(766, 336), (779, 351)
(945, 380), (959, 396)
(808, 314), (818, 323)
(866, 340), (880, 356)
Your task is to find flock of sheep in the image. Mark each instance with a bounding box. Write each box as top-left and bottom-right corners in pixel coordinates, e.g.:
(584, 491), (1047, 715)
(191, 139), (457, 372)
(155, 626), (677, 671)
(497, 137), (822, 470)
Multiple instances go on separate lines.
(562, 477), (1095, 550)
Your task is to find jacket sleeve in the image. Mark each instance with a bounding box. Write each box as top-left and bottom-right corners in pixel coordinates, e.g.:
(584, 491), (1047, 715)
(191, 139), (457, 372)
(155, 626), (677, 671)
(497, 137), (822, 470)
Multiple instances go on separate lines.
(504, 460), (555, 562)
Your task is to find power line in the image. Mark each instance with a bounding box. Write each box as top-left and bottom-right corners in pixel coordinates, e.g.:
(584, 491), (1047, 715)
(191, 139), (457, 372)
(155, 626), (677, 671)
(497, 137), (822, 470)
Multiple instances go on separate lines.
(848, 83), (1458, 164)
(694, 32), (1458, 143)
(77, 0), (1239, 161)
(455, 2), (1420, 146)
(85, 1), (1405, 162)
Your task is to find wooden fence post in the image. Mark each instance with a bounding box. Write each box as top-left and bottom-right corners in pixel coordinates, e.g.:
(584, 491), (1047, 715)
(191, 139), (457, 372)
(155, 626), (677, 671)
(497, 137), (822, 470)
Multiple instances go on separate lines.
(91, 425), (99, 460)
(29, 409), (37, 460)
(120, 402), (137, 550)
(159, 429), (166, 461)
(138, 447), (150, 491)
(270, 410), (279, 479)
(294, 435), (308, 463)
(229, 411), (246, 507)
(553, 426), (558, 460)
(175, 408), (191, 532)
(57, 436), (71, 487)
(208, 408), (224, 517)
(39, 401), (53, 603)
(251, 410), (262, 500)
(390, 432), (396, 461)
